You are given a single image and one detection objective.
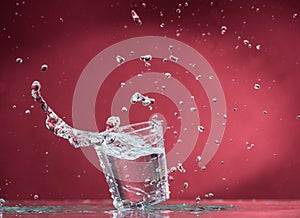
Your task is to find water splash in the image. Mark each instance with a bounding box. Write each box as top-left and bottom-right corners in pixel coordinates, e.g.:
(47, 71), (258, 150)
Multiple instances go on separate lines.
(31, 81), (105, 148)
(130, 92), (155, 106)
(31, 81), (162, 160)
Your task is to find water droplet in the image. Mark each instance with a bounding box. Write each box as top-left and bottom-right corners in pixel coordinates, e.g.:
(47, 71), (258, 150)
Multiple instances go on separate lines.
(220, 25), (227, 34)
(33, 194), (39, 200)
(120, 82), (126, 87)
(190, 107), (197, 112)
(254, 83), (261, 90)
(164, 72), (171, 78)
(176, 8), (181, 13)
(197, 125), (204, 132)
(184, 2), (189, 7)
(292, 13), (298, 19)
(233, 107), (237, 111)
(131, 10), (142, 26)
(196, 75), (202, 80)
(25, 109), (30, 114)
(243, 39), (249, 45)
(160, 22), (165, 28)
(106, 116), (120, 131)
(196, 156), (202, 162)
(141, 2), (147, 8)
(195, 196), (201, 203)
(222, 177), (227, 181)
(116, 55), (125, 64)
(247, 143), (255, 151)
(140, 54), (152, 62)
(168, 175), (174, 182)
(16, 57), (23, 64)
(256, 44), (261, 50)
(169, 166), (177, 173)
(177, 163), (186, 173)
(40, 64), (48, 72)
(130, 92), (155, 106)
(12, 104), (17, 109)
(215, 140), (220, 145)
(209, 75), (215, 79)
(0, 198), (5, 206)
(183, 182), (189, 189)
(212, 97), (217, 102)
(221, 160), (225, 164)
(263, 110), (268, 115)
(296, 115), (300, 120)
(201, 166), (207, 171)
(179, 100), (184, 105)
(223, 114), (228, 119)
(169, 55), (179, 62)
(121, 106), (128, 112)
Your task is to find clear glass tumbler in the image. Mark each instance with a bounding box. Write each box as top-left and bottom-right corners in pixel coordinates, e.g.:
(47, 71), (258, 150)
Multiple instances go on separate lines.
(95, 120), (170, 210)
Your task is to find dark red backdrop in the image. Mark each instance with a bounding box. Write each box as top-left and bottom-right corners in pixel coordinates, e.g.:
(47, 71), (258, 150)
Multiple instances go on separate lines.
(0, 0), (299, 201)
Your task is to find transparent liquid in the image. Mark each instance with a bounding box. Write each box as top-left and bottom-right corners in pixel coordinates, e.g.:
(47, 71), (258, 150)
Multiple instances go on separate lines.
(31, 81), (169, 210)
(98, 150), (169, 210)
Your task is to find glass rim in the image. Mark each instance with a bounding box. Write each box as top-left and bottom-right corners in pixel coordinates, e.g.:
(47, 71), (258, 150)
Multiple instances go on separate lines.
(118, 120), (163, 134)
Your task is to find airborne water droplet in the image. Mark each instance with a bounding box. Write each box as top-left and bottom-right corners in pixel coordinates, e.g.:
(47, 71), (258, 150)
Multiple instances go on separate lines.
(177, 163), (186, 173)
(116, 55), (125, 64)
(40, 64), (48, 72)
(25, 109), (30, 114)
(164, 72), (171, 78)
(293, 13), (298, 19)
(190, 107), (197, 112)
(33, 194), (39, 200)
(195, 75), (202, 80)
(140, 54), (152, 63)
(183, 182), (189, 189)
(169, 55), (179, 62)
(131, 10), (142, 26)
(197, 125), (204, 132)
(16, 57), (23, 64)
(195, 196), (201, 203)
(220, 25), (227, 34)
(254, 83), (261, 90)
(120, 82), (126, 88)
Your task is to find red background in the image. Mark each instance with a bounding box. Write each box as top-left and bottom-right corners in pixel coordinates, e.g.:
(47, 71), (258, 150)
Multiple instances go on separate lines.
(0, 0), (299, 201)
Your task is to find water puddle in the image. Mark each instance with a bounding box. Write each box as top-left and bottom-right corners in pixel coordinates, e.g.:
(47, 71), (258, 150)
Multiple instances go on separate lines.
(0, 201), (233, 216)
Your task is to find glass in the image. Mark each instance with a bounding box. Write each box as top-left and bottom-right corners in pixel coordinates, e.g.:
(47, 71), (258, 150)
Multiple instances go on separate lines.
(95, 120), (170, 210)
